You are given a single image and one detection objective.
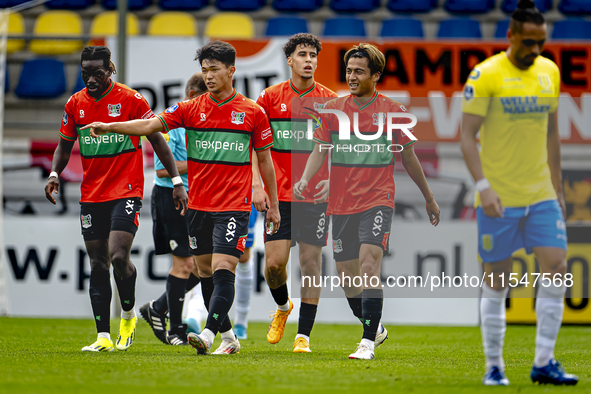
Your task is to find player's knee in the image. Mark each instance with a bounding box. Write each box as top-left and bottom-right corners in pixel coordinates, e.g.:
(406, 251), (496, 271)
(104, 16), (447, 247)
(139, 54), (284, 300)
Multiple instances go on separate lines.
(265, 259), (286, 279)
(300, 258), (321, 277)
(89, 258), (109, 273)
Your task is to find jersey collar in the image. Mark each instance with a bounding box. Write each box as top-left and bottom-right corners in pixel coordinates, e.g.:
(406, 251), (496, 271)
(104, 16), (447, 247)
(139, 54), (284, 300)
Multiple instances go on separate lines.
(208, 89), (238, 107)
(289, 79), (316, 97)
(351, 90), (379, 111)
(93, 79), (115, 102)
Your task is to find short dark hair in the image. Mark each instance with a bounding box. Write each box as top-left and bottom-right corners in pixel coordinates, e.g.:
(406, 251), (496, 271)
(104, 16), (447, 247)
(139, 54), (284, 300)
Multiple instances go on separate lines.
(195, 40), (236, 68)
(81, 46), (116, 73)
(282, 33), (322, 59)
(344, 43), (385, 75)
(510, 0), (545, 34)
(185, 72), (207, 97)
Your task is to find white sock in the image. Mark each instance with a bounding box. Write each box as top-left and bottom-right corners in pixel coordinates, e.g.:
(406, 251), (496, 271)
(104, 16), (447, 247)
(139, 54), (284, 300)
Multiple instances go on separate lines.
(534, 283), (565, 368)
(480, 283), (509, 371)
(201, 328), (215, 346)
(186, 283), (206, 323)
(360, 338), (375, 351)
(221, 328), (236, 342)
(235, 257), (254, 327)
(121, 308), (136, 320)
(97, 332), (111, 341)
(295, 334), (309, 342)
(278, 300), (290, 311)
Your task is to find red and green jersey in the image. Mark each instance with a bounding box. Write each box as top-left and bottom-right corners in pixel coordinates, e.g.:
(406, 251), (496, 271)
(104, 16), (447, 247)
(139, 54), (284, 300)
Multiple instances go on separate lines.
(59, 80), (154, 203)
(256, 80), (337, 203)
(314, 91), (416, 215)
(157, 89), (273, 212)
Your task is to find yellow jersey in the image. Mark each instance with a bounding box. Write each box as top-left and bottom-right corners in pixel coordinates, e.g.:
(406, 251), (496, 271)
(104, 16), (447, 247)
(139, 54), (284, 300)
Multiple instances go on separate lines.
(462, 52), (560, 207)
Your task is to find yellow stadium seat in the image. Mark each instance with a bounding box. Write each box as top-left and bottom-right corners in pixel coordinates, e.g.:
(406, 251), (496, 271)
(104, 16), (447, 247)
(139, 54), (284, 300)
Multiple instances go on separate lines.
(1, 12), (25, 54)
(205, 12), (254, 39)
(148, 12), (196, 37)
(30, 11), (83, 55)
(90, 12), (140, 37)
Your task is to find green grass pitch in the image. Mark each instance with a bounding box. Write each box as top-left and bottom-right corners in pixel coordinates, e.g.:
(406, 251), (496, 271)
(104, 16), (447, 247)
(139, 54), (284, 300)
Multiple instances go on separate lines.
(0, 317), (589, 393)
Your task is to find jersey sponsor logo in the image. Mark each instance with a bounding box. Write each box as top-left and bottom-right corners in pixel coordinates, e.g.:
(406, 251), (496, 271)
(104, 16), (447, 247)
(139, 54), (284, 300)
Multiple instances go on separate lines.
(481, 234), (493, 252)
(125, 199), (135, 215)
(226, 217), (237, 242)
(333, 239), (343, 253)
(262, 128), (272, 140)
(141, 109), (154, 120)
(200, 113), (206, 121)
(372, 210), (384, 237)
(316, 212), (326, 239)
(189, 236), (197, 249)
(62, 112), (68, 125)
(499, 96), (551, 114)
(108, 103), (121, 117)
(81, 214), (92, 229)
(281, 103), (287, 112)
(166, 104), (179, 113)
(464, 84), (474, 101)
(79, 110), (85, 118)
(469, 69), (481, 80)
(231, 111), (245, 125)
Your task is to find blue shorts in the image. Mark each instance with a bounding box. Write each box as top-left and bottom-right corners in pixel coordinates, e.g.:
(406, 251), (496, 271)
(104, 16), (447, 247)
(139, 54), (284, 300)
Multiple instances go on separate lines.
(477, 199), (567, 263)
(246, 204), (257, 248)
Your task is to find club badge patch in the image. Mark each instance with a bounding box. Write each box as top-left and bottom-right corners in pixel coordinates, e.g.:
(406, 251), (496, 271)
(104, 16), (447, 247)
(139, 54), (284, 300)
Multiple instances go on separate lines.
(231, 111), (245, 125)
(81, 214), (92, 229)
(108, 103), (121, 117)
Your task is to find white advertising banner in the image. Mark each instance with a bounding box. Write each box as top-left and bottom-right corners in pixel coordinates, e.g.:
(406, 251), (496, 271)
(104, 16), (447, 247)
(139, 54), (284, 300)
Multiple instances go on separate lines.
(4, 216), (479, 326)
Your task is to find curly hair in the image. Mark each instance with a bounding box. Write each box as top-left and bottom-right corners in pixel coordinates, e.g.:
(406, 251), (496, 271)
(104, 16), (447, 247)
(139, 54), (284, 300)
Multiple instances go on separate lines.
(282, 33), (322, 59)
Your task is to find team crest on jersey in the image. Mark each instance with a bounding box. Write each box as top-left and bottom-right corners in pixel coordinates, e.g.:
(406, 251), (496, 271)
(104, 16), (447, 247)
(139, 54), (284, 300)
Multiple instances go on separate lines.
(62, 112), (68, 125)
(108, 103), (121, 117)
(312, 102), (325, 130)
(464, 85), (474, 101)
(372, 113), (386, 126)
(333, 239), (343, 253)
(538, 73), (552, 93)
(81, 214), (92, 229)
(189, 236), (197, 249)
(481, 234), (493, 252)
(231, 111), (245, 125)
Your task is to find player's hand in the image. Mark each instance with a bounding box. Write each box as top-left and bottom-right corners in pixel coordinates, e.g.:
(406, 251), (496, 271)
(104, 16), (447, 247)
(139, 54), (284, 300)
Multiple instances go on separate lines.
(172, 185), (188, 216)
(44, 176), (59, 205)
(252, 186), (269, 212)
(480, 188), (504, 218)
(426, 198), (440, 227)
(81, 122), (110, 138)
(293, 179), (308, 201)
(313, 179), (330, 205)
(266, 204), (281, 235)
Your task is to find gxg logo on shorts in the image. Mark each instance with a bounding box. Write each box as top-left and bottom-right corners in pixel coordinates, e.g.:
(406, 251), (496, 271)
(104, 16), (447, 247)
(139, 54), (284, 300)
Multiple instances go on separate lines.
(189, 236), (197, 249)
(333, 239), (343, 253)
(226, 217), (237, 242)
(316, 212), (326, 239)
(482, 234), (493, 252)
(372, 211), (384, 237)
(81, 214), (92, 229)
(125, 199), (135, 215)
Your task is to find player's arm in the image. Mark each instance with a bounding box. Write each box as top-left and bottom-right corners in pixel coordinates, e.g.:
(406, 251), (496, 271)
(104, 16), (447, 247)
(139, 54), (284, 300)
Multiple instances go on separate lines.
(156, 161), (187, 178)
(82, 117), (163, 137)
(460, 112), (504, 218)
(250, 150), (270, 212)
(147, 132), (188, 215)
(547, 111), (566, 217)
(401, 145), (440, 226)
(44, 138), (75, 205)
(256, 148), (280, 234)
(293, 145), (327, 201)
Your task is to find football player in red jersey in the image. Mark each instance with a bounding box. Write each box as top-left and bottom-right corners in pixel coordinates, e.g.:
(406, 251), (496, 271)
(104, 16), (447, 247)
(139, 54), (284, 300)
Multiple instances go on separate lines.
(82, 41), (280, 356)
(253, 33), (338, 352)
(44, 46), (187, 353)
(295, 43), (440, 360)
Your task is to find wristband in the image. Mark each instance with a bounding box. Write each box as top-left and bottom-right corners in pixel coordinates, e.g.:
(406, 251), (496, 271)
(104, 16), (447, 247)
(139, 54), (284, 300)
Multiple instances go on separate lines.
(475, 178), (491, 193)
(171, 176), (183, 187)
(49, 171), (58, 180)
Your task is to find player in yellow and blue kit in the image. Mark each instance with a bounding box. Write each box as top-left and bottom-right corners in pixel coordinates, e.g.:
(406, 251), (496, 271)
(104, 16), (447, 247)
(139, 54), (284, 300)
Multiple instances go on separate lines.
(461, 0), (578, 387)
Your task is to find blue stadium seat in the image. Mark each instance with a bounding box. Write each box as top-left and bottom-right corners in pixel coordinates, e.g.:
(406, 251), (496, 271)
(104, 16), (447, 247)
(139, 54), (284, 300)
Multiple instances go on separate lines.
(552, 19), (591, 39)
(15, 59), (66, 99)
(266, 16), (308, 36)
(159, 0), (208, 10)
(73, 70), (86, 94)
(501, 0), (552, 14)
(444, 0), (494, 14)
(387, 0), (434, 13)
(438, 18), (482, 38)
(495, 19), (510, 39)
(0, 0), (28, 6)
(329, 0), (379, 13)
(323, 17), (366, 37)
(45, 0), (94, 9)
(216, 0), (264, 11)
(102, 0), (152, 10)
(559, 0), (591, 15)
(272, 0), (321, 12)
(5, 67), (9, 93)
(381, 18), (424, 38)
